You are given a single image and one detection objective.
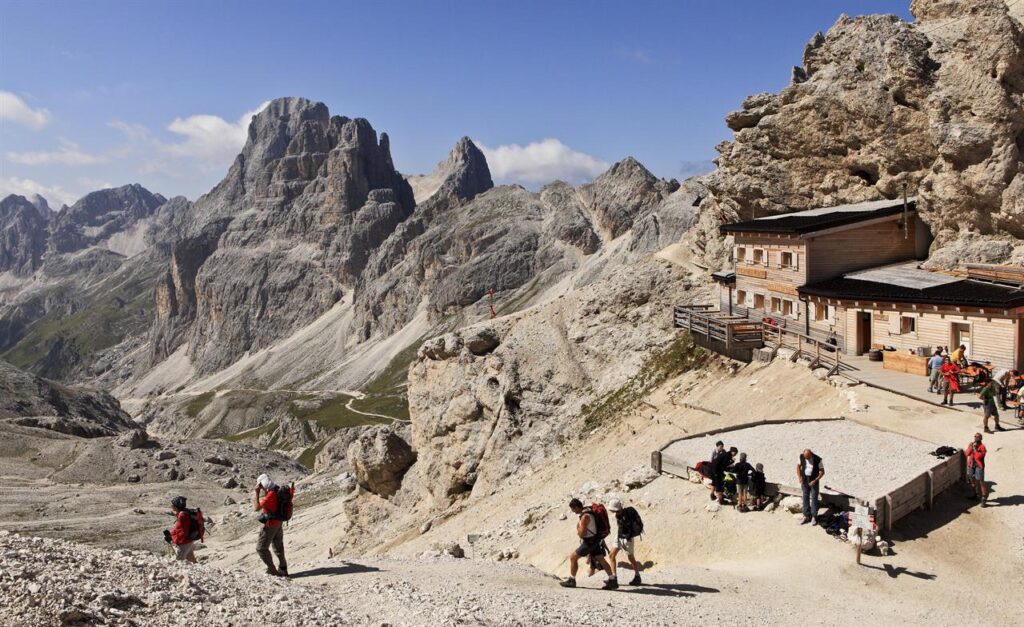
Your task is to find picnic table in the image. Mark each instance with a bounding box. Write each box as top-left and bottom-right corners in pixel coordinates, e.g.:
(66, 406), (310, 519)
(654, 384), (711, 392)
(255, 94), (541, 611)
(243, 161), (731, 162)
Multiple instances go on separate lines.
(958, 365), (986, 390)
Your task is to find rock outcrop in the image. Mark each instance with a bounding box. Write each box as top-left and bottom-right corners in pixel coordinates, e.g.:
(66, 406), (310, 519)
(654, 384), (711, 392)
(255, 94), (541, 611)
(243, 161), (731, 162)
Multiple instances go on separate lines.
(0, 359), (135, 436)
(348, 426), (416, 497)
(696, 0), (1024, 268)
(48, 184), (167, 256)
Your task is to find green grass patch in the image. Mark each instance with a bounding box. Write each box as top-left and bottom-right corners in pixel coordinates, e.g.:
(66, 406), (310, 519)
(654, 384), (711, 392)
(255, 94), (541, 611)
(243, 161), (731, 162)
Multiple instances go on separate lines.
(349, 338), (425, 421)
(184, 391), (216, 418)
(297, 438), (329, 469)
(580, 333), (707, 434)
(223, 420), (279, 442)
(288, 394), (390, 429)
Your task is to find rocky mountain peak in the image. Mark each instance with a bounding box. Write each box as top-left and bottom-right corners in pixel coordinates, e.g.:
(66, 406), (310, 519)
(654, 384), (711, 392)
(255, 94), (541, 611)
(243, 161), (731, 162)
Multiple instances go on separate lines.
(0, 194), (49, 276)
(27, 194), (51, 218)
(579, 157), (680, 240)
(407, 137), (493, 206)
(48, 183), (166, 255)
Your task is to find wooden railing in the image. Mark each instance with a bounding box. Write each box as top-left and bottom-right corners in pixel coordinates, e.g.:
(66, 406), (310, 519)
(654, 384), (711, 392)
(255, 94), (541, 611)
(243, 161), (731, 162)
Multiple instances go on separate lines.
(762, 324), (843, 375)
(674, 305), (763, 350)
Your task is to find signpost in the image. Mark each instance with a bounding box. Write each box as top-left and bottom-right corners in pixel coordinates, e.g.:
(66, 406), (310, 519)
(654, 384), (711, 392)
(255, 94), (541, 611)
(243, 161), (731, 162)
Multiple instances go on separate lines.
(466, 533), (480, 559)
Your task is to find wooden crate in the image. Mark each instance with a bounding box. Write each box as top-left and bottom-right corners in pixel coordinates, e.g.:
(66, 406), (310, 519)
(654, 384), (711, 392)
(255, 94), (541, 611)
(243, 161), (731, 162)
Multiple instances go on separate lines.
(883, 351), (929, 376)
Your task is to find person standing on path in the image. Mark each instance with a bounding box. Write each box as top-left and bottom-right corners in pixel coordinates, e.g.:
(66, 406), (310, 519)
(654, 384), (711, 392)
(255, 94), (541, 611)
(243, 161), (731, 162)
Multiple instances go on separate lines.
(711, 445), (734, 504)
(965, 433), (989, 506)
(796, 449), (824, 525)
(254, 473), (289, 577)
(927, 350), (944, 394)
(560, 498), (616, 590)
(940, 356), (961, 406)
(732, 453), (754, 512)
(978, 379), (1005, 434)
(166, 496), (198, 564)
(607, 499), (643, 586)
(992, 367), (1016, 410)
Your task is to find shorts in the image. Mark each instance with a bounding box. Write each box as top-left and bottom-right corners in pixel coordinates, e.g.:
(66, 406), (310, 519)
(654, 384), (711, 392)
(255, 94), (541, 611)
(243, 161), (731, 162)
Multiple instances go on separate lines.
(737, 484), (749, 497)
(575, 538), (606, 558)
(174, 542), (195, 561)
(929, 369), (941, 385)
(983, 401), (999, 419)
(968, 464), (984, 482)
(614, 536), (635, 556)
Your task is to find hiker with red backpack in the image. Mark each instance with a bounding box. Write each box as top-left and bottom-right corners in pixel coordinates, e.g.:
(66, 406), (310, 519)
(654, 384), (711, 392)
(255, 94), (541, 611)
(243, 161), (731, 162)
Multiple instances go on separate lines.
(607, 499), (643, 586)
(165, 496), (203, 563)
(255, 473), (294, 577)
(560, 498), (617, 590)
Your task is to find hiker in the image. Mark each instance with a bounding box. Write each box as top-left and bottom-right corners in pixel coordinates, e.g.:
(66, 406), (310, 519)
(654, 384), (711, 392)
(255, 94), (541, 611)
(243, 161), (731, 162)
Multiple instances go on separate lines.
(927, 349), (944, 394)
(796, 449), (824, 525)
(965, 433), (988, 506)
(607, 499), (643, 586)
(993, 367), (1016, 410)
(732, 453), (754, 512)
(254, 473), (293, 577)
(165, 496), (199, 564)
(751, 463), (767, 510)
(978, 379), (1005, 434)
(940, 356), (960, 406)
(560, 498), (617, 590)
(711, 444), (734, 504)
(707, 441), (725, 500)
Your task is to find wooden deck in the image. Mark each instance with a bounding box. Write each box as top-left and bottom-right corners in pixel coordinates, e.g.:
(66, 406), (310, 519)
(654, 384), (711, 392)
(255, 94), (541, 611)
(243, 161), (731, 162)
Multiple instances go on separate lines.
(673, 305), (763, 349)
(843, 355), (979, 412)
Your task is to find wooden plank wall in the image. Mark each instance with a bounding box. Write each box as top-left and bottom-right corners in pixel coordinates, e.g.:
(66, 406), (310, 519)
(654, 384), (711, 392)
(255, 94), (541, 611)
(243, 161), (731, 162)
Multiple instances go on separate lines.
(866, 310), (1018, 368)
(805, 218), (918, 283)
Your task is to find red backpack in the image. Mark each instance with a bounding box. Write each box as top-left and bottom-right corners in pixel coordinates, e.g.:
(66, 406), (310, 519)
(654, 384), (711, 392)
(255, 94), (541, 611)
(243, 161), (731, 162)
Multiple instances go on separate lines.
(588, 504), (611, 540)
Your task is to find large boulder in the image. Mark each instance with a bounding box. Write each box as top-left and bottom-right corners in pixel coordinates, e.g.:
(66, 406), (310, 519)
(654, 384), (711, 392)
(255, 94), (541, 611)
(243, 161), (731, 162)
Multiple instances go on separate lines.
(347, 428), (416, 498)
(115, 429), (149, 449)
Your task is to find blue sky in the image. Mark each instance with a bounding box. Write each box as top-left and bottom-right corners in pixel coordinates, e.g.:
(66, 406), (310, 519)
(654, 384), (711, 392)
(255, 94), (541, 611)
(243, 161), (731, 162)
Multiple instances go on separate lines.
(1, 0), (912, 206)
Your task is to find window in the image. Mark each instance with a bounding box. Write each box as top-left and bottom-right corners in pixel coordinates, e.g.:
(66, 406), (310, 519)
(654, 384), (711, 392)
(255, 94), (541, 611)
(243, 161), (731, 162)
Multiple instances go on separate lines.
(754, 294), (766, 310)
(814, 304), (835, 322)
(780, 251), (795, 268)
(736, 289), (746, 306)
(771, 297), (783, 313)
(900, 316), (917, 334)
(782, 300), (795, 317)
(752, 248), (764, 265)
(735, 247), (746, 263)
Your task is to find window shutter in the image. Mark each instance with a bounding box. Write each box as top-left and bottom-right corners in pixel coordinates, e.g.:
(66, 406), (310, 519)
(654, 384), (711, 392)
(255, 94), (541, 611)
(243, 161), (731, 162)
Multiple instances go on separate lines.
(762, 249), (769, 267)
(793, 253), (799, 270)
(808, 302), (816, 320)
(888, 314), (900, 335)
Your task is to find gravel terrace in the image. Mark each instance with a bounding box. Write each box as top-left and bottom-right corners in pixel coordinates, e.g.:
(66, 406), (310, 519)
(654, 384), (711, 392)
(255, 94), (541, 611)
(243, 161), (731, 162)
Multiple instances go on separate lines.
(661, 419), (942, 499)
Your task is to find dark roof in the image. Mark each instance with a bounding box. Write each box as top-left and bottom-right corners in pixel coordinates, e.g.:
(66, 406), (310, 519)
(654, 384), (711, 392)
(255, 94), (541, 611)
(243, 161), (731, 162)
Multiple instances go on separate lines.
(720, 200), (913, 235)
(799, 276), (1024, 309)
(711, 270), (735, 284)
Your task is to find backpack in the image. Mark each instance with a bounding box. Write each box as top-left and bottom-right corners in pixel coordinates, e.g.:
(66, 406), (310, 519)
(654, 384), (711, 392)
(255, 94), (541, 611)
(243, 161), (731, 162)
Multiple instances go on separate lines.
(932, 445), (957, 458)
(620, 506), (644, 539)
(269, 484), (294, 522)
(588, 504), (611, 540)
(186, 508), (205, 543)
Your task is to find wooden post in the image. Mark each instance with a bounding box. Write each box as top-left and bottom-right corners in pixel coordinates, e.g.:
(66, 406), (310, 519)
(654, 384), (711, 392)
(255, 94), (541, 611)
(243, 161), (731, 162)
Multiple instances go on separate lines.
(926, 470), (935, 509)
(855, 528), (862, 565)
(885, 495), (894, 532)
(651, 450), (663, 474)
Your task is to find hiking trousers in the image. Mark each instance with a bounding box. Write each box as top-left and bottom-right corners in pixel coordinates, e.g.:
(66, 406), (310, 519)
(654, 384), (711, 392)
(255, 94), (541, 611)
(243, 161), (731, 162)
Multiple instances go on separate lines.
(801, 482), (819, 520)
(257, 525), (287, 572)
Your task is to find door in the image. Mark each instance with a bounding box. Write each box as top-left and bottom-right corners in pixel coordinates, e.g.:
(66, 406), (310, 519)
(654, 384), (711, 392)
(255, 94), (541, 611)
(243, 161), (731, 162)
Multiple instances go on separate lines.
(856, 312), (873, 354)
(951, 322), (971, 356)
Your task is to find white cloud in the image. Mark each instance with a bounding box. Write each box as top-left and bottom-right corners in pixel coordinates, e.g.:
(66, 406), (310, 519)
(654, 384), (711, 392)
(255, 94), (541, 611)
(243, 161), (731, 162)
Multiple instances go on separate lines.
(476, 138), (609, 186)
(77, 176), (114, 190)
(161, 101), (269, 163)
(7, 139), (106, 166)
(107, 119), (150, 142)
(0, 176), (78, 207)
(0, 91), (51, 130)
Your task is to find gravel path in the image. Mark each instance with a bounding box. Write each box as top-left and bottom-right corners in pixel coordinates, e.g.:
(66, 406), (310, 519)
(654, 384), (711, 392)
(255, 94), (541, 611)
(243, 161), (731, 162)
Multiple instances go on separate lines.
(662, 420), (942, 498)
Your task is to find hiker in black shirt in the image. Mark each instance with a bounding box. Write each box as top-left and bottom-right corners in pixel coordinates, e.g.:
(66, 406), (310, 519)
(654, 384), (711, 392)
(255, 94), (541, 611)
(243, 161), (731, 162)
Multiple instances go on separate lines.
(750, 463), (767, 510)
(710, 446), (734, 504)
(732, 453), (754, 512)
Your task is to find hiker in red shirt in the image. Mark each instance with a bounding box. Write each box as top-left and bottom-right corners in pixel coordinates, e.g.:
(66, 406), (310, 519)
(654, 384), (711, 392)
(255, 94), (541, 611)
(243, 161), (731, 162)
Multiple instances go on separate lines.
(254, 474), (290, 577)
(940, 356), (961, 406)
(165, 496), (198, 563)
(965, 433), (988, 506)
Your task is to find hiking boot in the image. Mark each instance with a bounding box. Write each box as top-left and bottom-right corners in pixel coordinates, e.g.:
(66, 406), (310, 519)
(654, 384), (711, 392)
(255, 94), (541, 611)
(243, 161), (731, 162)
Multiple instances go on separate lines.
(277, 568), (290, 578)
(800, 517), (811, 525)
(709, 492), (716, 500)
(810, 518), (818, 526)
(629, 574), (642, 586)
(559, 577), (576, 588)
(265, 567), (280, 577)
(602, 578), (619, 590)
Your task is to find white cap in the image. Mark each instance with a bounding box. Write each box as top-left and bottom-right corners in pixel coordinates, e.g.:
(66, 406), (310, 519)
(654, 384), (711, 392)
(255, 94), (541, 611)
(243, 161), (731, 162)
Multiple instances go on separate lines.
(608, 499), (623, 512)
(257, 474), (276, 489)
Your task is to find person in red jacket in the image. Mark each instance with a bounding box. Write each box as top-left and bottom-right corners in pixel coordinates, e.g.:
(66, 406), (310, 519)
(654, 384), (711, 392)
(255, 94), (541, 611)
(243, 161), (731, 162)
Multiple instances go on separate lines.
(965, 433), (988, 506)
(254, 473), (289, 577)
(940, 356), (961, 406)
(166, 496), (197, 563)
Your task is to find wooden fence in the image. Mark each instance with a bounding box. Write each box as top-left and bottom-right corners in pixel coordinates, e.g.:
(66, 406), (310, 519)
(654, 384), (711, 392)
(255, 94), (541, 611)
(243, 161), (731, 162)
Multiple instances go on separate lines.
(673, 305), (763, 350)
(763, 324), (844, 376)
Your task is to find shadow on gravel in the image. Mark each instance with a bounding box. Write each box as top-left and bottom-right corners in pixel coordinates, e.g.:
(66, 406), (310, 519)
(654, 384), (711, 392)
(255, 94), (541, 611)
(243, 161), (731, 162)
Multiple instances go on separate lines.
(621, 583), (720, 598)
(862, 563), (936, 580)
(290, 563), (382, 578)
(987, 494), (1024, 507)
